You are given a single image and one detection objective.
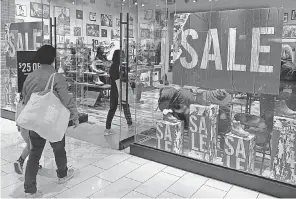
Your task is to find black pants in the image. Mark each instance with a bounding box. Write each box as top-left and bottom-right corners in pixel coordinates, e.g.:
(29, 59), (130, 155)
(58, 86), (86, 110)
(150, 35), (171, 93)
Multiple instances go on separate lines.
(106, 92), (132, 129)
(24, 131), (68, 193)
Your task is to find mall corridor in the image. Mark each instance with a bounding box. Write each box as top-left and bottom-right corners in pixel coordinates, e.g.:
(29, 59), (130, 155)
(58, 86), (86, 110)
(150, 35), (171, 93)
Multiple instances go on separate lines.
(1, 118), (275, 199)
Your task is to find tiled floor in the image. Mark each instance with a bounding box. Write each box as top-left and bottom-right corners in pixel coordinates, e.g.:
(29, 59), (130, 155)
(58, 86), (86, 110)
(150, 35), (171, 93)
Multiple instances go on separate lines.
(1, 118), (276, 198)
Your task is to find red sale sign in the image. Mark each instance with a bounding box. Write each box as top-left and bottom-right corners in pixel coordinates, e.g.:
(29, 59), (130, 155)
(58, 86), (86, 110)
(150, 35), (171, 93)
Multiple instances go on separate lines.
(172, 8), (283, 95)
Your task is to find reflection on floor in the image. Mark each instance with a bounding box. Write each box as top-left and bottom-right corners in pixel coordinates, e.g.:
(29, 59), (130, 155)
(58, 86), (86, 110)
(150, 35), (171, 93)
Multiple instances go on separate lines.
(76, 89), (163, 142)
(1, 118), (275, 198)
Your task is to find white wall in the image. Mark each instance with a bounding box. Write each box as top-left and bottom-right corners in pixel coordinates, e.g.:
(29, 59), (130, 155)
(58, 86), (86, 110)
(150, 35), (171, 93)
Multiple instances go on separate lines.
(14, 0), (137, 47)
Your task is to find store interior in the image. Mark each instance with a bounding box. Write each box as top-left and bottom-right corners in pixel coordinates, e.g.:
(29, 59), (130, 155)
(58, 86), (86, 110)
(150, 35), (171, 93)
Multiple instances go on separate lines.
(1, 0), (296, 193)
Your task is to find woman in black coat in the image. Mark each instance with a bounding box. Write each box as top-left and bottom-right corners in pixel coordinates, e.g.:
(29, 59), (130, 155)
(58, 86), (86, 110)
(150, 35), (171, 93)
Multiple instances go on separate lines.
(105, 50), (133, 135)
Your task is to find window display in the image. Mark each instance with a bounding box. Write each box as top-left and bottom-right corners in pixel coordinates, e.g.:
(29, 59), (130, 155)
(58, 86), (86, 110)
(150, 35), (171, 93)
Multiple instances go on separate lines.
(133, 0), (296, 189)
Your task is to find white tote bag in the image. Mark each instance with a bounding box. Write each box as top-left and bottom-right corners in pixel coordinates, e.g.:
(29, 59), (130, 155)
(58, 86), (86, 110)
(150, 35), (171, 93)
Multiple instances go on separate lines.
(16, 73), (70, 142)
(115, 79), (135, 104)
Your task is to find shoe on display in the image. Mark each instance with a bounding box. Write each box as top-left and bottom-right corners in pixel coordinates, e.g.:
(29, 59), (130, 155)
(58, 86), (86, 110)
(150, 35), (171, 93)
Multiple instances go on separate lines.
(97, 69), (105, 74)
(58, 168), (75, 184)
(234, 113), (267, 129)
(25, 190), (43, 198)
(231, 121), (250, 138)
(94, 78), (104, 85)
(104, 129), (115, 136)
(275, 100), (296, 117)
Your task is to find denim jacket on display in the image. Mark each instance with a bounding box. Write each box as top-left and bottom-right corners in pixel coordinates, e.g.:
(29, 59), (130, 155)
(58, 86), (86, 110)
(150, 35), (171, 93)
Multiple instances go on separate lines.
(21, 65), (79, 121)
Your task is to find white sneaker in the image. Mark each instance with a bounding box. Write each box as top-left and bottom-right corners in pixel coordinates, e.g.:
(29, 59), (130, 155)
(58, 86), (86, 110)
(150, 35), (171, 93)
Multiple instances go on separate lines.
(58, 168), (75, 184)
(104, 129), (115, 136)
(25, 190), (43, 198)
(94, 79), (104, 85)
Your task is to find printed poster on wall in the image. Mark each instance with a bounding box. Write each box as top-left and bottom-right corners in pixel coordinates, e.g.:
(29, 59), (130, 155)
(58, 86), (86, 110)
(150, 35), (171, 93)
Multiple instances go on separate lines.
(3, 22), (43, 107)
(17, 51), (40, 93)
(54, 6), (70, 36)
(172, 8), (283, 95)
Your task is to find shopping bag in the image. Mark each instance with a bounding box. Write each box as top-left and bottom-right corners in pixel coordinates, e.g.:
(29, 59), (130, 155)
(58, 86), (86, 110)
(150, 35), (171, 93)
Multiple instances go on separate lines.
(16, 73), (70, 142)
(115, 79), (135, 104)
(15, 99), (25, 121)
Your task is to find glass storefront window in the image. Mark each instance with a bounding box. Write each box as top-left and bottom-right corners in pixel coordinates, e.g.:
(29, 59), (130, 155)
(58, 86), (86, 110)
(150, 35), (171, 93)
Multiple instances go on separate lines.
(134, 0), (296, 187)
(1, 0), (296, 189)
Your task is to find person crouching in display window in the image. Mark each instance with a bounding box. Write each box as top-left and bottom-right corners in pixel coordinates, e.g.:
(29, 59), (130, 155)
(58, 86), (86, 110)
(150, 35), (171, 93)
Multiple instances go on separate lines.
(158, 87), (233, 134)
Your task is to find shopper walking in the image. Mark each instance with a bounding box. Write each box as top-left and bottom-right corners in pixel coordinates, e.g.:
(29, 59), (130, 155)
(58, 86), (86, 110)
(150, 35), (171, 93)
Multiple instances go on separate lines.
(14, 126), (42, 175)
(21, 45), (79, 198)
(105, 50), (133, 136)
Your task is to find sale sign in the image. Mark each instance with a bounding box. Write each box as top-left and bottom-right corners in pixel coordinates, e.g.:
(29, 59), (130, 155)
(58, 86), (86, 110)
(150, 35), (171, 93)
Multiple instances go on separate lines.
(223, 133), (256, 172)
(189, 104), (219, 162)
(272, 116), (296, 183)
(172, 8), (283, 95)
(17, 51), (40, 93)
(156, 120), (184, 154)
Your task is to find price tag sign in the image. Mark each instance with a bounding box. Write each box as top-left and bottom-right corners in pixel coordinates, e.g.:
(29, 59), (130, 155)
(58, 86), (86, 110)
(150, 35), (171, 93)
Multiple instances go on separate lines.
(17, 51), (40, 93)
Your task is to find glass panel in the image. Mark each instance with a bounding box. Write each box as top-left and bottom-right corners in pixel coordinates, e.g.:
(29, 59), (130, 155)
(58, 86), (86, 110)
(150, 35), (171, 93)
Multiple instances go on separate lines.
(116, 0), (138, 144)
(134, 0), (296, 187)
(1, 0), (47, 112)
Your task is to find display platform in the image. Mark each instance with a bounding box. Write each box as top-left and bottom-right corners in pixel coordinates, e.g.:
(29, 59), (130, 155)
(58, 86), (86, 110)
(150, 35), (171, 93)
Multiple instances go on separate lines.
(130, 143), (296, 198)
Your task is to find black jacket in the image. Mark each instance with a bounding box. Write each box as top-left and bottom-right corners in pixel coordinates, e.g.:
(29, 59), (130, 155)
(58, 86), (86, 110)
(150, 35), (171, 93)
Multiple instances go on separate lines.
(109, 62), (120, 98)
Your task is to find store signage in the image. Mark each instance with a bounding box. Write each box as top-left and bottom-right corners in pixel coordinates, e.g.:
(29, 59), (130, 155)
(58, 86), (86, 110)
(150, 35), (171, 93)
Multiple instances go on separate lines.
(223, 134), (256, 172)
(17, 51), (40, 93)
(189, 115), (211, 152)
(156, 120), (183, 153)
(188, 104), (218, 161)
(156, 121), (174, 151)
(3, 22), (43, 106)
(173, 8), (283, 95)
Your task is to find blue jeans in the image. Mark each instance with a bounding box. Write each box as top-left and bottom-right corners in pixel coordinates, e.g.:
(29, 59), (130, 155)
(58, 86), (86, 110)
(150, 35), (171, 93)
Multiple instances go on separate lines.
(24, 131), (68, 193)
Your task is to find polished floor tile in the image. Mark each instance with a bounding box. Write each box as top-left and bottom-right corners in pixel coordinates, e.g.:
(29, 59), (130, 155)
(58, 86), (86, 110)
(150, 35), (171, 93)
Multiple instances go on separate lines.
(1, 173), (23, 189)
(92, 153), (131, 169)
(157, 191), (182, 198)
(127, 156), (150, 165)
(225, 186), (259, 198)
(90, 177), (141, 198)
(62, 165), (105, 188)
(1, 158), (10, 166)
(162, 166), (186, 177)
(56, 176), (110, 198)
(1, 181), (23, 198)
(126, 161), (167, 183)
(0, 118), (276, 199)
(166, 172), (208, 198)
(98, 160), (140, 182)
(135, 172), (179, 198)
(204, 179), (233, 192)
(191, 185), (227, 198)
(257, 193), (278, 199)
(2, 171), (7, 176)
(123, 191), (151, 198)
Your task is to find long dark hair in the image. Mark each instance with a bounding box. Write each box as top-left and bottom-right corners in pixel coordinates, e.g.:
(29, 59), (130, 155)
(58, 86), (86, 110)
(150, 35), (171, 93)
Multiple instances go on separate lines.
(112, 49), (121, 65)
(95, 46), (107, 61)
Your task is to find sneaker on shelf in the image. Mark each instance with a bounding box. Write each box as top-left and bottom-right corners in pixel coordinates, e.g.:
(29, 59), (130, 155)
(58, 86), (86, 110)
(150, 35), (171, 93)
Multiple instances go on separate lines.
(58, 168), (75, 184)
(25, 190), (43, 198)
(14, 157), (24, 175)
(104, 129), (115, 136)
(94, 79), (104, 85)
(231, 121), (250, 138)
(97, 69), (105, 74)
